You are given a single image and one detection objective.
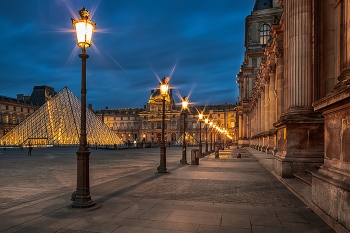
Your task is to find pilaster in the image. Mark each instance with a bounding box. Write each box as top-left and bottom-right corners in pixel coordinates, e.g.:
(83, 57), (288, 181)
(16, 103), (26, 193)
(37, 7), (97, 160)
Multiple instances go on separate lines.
(273, 0), (324, 178)
(311, 2), (350, 231)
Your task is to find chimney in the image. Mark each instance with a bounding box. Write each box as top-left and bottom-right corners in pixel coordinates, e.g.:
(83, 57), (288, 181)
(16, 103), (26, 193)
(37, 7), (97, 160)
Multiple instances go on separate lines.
(17, 94), (24, 100)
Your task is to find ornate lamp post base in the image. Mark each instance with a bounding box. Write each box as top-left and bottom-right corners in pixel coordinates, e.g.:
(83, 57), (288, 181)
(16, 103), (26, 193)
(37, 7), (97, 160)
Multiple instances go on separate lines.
(180, 146), (187, 164)
(71, 196), (95, 208)
(71, 150), (95, 208)
(158, 143), (168, 173)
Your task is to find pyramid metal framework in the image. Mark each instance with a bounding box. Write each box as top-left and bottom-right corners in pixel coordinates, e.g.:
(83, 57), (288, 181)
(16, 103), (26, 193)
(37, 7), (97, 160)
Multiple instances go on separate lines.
(173, 132), (199, 146)
(0, 87), (123, 146)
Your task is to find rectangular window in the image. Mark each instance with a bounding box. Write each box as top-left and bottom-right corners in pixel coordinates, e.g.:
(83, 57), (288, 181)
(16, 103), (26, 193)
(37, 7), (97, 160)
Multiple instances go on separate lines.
(21, 108), (23, 112)
(14, 107), (16, 111)
(252, 57), (257, 67)
(6, 105), (9, 110)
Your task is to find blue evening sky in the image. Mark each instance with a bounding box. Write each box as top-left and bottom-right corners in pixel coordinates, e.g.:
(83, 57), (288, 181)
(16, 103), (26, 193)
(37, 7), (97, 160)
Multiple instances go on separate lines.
(0, 0), (255, 109)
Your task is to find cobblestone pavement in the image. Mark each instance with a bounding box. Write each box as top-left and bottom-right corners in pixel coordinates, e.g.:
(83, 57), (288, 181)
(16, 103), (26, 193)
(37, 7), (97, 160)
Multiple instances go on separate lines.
(0, 147), (176, 212)
(0, 146), (336, 233)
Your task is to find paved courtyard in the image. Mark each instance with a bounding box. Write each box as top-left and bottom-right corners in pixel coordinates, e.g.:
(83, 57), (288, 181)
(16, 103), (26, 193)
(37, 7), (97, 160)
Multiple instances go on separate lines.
(0, 146), (335, 232)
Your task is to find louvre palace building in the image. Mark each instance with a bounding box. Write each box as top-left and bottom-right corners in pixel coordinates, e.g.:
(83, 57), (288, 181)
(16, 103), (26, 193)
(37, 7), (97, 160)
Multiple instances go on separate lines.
(0, 86), (55, 138)
(94, 87), (237, 147)
(237, 0), (350, 231)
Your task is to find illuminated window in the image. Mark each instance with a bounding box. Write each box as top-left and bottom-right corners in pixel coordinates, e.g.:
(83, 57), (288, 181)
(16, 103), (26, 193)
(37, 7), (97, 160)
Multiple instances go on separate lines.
(260, 24), (270, 44)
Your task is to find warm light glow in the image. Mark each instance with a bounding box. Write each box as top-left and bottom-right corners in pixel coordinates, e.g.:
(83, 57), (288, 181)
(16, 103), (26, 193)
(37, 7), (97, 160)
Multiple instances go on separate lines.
(205, 118), (209, 124)
(160, 83), (169, 96)
(74, 21), (94, 48)
(198, 113), (203, 120)
(160, 77), (169, 97)
(72, 7), (96, 49)
(0, 87), (123, 147)
(182, 96), (189, 110)
(209, 121), (213, 127)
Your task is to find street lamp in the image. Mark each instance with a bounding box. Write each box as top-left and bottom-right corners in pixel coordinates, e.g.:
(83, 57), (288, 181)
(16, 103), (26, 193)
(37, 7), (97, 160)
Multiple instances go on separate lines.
(71, 7), (96, 208)
(180, 96), (189, 164)
(198, 113), (203, 157)
(158, 77), (169, 173)
(209, 121), (213, 152)
(205, 118), (209, 154)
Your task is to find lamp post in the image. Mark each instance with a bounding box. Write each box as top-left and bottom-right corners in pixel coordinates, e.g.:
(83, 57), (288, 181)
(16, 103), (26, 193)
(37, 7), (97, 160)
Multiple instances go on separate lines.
(198, 113), (203, 157)
(205, 118), (208, 154)
(209, 121), (213, 152)
(158, 77), (169, 173)
(180, 96), (189, 164)
(71, 7), (96, 208)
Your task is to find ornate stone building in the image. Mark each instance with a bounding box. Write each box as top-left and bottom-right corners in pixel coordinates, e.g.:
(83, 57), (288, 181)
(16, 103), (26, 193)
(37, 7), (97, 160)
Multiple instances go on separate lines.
(237, 0), (350, 231)
(95, 86), (237, 147)
(0, 95), (38, 139)
(0, 85), (56, 139)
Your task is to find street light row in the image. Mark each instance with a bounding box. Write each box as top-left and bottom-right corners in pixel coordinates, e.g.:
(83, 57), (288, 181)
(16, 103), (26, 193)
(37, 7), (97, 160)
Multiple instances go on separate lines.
(70, 7), (233, 208)
(157, 77), (234, 172)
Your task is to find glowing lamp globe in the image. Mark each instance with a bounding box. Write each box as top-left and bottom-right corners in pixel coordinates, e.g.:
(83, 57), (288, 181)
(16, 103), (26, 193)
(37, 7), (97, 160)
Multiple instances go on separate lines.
(182, 96), (189, 110)
(72, 7), (96, 49)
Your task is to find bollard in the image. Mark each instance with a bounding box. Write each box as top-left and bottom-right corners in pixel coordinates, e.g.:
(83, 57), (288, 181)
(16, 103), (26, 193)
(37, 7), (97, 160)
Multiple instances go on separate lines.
(195, 149), (199, 165)
(237, 153), (241, 158)
(215, 145), (220, 158)
(191, 149), (196, 165)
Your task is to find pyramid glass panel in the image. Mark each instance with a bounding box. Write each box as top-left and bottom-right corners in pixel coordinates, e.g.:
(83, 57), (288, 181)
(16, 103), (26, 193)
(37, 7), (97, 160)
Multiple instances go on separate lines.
(0, 87), (123, 147)
(173, 132), (198, 146)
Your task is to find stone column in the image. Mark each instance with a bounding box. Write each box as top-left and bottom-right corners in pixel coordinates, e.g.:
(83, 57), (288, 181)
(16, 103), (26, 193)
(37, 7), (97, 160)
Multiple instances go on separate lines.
(339, 0), (350, 82)
(260, 86), (265, 150)
(256, 97), (261, 149)
(247, 111), (251, 139)
(268, 66), (276, 150)
(238, 113), (242, 139)
(264, 79), (270, 152)
(264, 81), (270, 133)
(275, 48), (284, 119)
(242, 112), (247, 139)
(312, 1), (350, 231)
(260, 87), (265, 134)
(273, 0), (324, 178)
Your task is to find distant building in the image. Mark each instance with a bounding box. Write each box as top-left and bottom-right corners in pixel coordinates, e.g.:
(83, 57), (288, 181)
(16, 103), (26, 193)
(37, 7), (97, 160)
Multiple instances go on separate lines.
(94, 87), (237, 146)
(0, 95), (38, 138)
(30, 86), (56, 106)
(0, 85), (56, 138)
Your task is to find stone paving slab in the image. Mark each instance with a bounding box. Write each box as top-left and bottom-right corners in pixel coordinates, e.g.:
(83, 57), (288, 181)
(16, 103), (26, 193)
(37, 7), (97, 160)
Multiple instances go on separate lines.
(0, 146), (336, 232)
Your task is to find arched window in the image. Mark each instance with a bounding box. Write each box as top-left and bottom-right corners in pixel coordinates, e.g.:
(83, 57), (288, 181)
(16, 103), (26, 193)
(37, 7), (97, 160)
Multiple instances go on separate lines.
(259, 24), (270, 45)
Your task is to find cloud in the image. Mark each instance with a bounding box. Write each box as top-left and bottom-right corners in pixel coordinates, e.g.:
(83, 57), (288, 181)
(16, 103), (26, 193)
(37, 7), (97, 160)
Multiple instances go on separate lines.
(0, 0), (255, 109)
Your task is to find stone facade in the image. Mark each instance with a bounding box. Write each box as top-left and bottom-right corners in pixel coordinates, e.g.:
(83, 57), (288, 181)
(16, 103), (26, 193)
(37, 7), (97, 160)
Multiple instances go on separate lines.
(0, 97), (38, 139)
(95, 87), (237, 146)
(238, 0), (350, 231)
(0, 85), (56, 140)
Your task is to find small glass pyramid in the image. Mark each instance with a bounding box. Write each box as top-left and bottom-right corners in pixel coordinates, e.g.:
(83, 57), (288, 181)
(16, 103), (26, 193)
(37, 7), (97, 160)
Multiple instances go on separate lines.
(173, 132), (199, 146)
(0, 87), (123, 147)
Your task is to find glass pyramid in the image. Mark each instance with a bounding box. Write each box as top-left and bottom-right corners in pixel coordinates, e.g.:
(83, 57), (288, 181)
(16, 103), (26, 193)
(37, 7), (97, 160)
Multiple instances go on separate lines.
(0, 87), (123, 147)
(173, 132), (199, 146)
